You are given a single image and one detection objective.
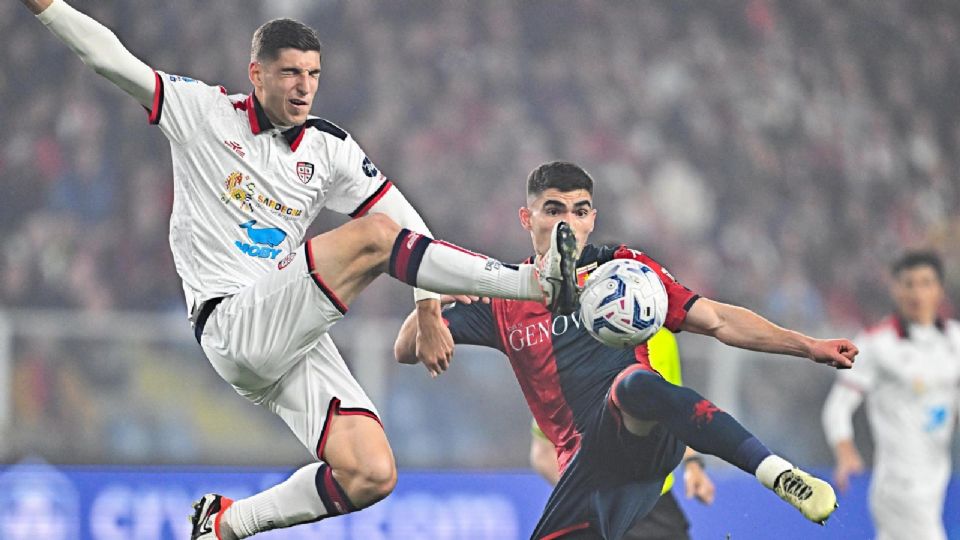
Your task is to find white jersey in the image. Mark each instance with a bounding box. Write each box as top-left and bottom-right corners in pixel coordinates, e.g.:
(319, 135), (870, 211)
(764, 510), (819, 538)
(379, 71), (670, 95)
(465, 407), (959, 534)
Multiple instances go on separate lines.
(148, 71), (391, 314)
(825, 315), (960, 535)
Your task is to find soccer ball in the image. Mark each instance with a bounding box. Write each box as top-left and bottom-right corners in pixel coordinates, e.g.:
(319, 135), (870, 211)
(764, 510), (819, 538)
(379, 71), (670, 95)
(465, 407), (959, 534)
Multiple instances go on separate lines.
(579, 259), (668, 348)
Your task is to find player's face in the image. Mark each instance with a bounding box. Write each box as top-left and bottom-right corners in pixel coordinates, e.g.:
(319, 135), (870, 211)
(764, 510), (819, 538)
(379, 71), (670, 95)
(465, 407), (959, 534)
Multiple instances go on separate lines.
(520, 188), (596, 257)
(891, 265), (943, 325)
(249, 48), (321, 127)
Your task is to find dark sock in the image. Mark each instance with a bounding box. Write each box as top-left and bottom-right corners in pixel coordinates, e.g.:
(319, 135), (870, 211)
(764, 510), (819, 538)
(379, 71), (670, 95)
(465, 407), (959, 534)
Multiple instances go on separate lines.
(388, 228), (432, 286)
(615, 370), (771, 474)
(315, 463), (358, 516)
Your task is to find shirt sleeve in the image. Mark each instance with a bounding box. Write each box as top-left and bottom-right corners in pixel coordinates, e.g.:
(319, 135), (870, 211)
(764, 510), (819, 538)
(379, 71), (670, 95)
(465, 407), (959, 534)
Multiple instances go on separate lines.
(612, 246), (699, 332)
(324, 134), (391, 216)
(442, 300), (500, 349)
(150, 71), (225, 145)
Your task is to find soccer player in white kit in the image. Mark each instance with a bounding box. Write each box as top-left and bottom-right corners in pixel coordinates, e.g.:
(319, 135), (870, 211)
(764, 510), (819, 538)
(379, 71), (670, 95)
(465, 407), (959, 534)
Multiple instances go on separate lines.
(823, 251), (960, 540)
(20, 1), (582, 538)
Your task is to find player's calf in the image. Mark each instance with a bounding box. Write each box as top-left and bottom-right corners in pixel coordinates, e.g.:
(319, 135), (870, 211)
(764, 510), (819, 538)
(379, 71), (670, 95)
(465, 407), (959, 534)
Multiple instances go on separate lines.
(198, 460), (393, 539)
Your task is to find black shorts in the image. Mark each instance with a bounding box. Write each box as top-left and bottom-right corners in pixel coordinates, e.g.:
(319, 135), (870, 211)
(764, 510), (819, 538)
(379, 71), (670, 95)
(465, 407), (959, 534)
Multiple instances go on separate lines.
(623, 491), (690, 540)
(531, 393), (686, 540)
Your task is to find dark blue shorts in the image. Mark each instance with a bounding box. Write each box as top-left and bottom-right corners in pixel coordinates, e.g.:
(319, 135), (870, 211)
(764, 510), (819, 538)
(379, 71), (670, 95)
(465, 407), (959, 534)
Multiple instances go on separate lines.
(531, 393), (686, 540)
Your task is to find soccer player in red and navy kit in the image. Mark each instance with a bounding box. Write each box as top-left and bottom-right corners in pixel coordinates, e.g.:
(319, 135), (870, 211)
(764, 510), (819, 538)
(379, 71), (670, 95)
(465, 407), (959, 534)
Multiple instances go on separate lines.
(396, 161), (859, 539)
(22, 2), (580, 539)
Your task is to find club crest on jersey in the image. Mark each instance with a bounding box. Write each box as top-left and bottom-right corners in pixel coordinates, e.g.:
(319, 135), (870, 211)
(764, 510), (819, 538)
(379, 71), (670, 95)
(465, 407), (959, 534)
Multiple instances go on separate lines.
(296, 161), (315, 184)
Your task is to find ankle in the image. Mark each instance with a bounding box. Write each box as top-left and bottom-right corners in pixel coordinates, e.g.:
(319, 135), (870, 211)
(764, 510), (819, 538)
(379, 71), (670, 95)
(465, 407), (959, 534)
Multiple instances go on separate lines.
(755, 455), (793, 490)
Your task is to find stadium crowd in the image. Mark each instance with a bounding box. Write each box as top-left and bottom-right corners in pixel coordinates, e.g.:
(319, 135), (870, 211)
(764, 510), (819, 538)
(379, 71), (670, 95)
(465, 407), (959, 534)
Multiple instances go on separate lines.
(2, 0), (958, 466)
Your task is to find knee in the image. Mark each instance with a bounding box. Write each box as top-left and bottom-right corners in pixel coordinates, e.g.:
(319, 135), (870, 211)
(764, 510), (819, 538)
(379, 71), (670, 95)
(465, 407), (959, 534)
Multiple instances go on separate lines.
(337, 455), (397, 507)
(616, 370), (670, 415)
(353, 213), (402, 255)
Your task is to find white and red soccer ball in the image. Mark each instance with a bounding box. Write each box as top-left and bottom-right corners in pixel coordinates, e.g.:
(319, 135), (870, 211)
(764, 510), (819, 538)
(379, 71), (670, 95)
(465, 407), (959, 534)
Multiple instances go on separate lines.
(580, 259), (668, 349)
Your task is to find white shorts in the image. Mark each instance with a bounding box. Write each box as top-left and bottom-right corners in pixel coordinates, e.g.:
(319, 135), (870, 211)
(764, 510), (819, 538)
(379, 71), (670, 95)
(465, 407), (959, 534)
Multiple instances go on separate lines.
(197, 245), (380, 461)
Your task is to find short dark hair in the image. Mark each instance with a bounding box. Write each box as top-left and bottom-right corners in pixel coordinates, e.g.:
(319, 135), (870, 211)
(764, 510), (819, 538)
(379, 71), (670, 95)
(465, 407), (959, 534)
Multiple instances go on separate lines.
(526, 161), (594, 198)
(251, 18), (322, 63)
(891, 250), (944, 282)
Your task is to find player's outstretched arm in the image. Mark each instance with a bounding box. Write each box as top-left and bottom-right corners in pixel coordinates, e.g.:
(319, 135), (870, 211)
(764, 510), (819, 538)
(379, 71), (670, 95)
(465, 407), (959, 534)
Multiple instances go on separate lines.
(22, 0), (155, 107)
(681, 298), (857, 368)
(682, 448), (715, 505)
(394, 303), (454, 378)
(821, 382), (866, 492)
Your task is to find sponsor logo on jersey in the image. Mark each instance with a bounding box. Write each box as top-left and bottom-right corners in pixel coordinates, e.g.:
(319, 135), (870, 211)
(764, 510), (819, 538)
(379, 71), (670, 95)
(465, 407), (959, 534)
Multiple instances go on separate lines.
(220, 171), (304, 219)
(167, 74), (196, 83)
(362, 156), (379, 178)
(221, 171), (255, 212)
(235, 220), (286, 259)
(278, 251), (296, 270)
(925, 405), (948, 432)
(255, 194), (303, 217)
(296, 161), (314, 184)
(506, 312), (585, 352)
(224, 140), (245, 158)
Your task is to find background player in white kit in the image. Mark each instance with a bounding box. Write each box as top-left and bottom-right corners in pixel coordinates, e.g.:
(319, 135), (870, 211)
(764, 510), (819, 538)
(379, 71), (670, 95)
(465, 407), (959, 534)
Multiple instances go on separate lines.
(20, 1), (581, 538)
(822, 251), (960, 540)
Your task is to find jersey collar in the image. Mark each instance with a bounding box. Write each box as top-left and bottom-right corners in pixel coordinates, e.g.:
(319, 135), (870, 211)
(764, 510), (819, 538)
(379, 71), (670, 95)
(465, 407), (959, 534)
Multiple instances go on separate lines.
(245, 93), (308, 151)
(892, 313), (946, 339)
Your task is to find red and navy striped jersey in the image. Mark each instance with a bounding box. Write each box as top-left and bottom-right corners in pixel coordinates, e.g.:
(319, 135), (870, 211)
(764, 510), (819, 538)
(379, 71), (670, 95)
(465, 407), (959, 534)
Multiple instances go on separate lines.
(443, 243), (699, 473)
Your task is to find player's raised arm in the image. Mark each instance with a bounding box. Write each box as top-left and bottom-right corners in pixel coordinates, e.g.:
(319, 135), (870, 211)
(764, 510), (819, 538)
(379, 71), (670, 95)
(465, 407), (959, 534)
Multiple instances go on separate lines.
(23, 0), (155, 107)
(681, 297), (858, 369)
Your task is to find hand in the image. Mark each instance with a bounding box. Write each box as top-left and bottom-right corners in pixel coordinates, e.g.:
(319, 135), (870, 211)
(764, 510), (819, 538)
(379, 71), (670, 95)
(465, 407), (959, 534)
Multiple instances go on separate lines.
(440, 294), (489, 306)
(683, 459), (715, 505)
(808, 338), (858, 369)
(22, 0), (54, 15)
(833, 440), (864, 493)
(415, 302), (455, 378)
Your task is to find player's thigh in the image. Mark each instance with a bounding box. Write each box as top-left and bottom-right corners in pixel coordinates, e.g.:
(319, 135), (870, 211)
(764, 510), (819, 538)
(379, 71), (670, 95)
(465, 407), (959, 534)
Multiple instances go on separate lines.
(254, 334), (386, 462)
(202, 245), (347, 387)
(307, 213), (401, 306)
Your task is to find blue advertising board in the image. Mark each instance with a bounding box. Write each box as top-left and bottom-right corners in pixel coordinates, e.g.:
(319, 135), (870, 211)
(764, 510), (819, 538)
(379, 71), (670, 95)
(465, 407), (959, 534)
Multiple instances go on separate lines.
(0, 461), (957, 539)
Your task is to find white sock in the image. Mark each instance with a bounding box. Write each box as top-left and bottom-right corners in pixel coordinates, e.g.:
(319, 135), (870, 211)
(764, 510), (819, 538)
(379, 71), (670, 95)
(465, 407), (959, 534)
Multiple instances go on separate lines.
(755, 455), (794, 490)
(224, 463), (330, 538)
(414, 241), (542, 301)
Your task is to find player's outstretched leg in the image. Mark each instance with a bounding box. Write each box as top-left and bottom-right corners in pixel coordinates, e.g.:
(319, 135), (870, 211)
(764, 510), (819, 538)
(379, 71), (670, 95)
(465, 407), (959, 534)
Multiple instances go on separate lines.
(613, 368), (837, 524)
(387, 220), (580, 314)
(308, 214), (581, 314)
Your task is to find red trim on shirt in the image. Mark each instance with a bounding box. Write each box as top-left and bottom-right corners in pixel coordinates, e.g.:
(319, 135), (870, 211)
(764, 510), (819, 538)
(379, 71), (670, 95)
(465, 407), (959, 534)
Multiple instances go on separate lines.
(147, 71), (164, 125)
(612, 245), (697, 332)
(246, 94), (262, 134)
(289, 125), (307, 152)
(349, 180), (393, 218)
